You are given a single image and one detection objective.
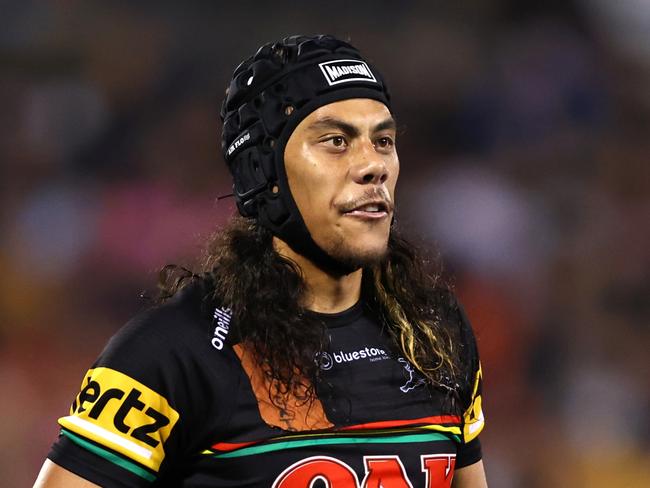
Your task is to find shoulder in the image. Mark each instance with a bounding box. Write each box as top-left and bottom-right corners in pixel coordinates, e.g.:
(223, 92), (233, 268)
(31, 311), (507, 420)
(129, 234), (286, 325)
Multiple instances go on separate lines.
(50, 280), (239, 484)
(436, 288), (479, 361)
(98, 280), (219, 370)
(90, 279), (243, 398)
(439, 290), (486, 444)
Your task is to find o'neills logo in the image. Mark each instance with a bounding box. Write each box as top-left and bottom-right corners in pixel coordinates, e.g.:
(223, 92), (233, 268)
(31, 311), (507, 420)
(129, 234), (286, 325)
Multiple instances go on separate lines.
(318, 59), (377, 86)
(211, 307), (232, 350)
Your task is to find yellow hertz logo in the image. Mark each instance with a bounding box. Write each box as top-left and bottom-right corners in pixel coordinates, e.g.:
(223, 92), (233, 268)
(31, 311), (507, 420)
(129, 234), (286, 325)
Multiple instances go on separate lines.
(58, 368), (179, 472)
(462, 364), (485, 443)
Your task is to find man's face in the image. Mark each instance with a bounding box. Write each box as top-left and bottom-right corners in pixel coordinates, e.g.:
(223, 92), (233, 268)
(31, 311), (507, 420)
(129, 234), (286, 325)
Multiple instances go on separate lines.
(284, 98), (399, 268)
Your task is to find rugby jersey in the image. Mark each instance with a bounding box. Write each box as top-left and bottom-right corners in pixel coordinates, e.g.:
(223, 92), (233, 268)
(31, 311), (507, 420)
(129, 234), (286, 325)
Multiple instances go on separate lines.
(48, 281), (484, 487)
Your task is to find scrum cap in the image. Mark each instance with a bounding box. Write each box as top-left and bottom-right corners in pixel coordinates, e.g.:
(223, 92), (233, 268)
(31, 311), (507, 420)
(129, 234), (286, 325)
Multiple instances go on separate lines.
(221, 35), (391, 270)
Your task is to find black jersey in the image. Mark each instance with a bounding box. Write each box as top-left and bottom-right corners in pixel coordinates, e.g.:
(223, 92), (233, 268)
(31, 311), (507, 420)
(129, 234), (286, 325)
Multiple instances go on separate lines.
(48, 283), (485, 487)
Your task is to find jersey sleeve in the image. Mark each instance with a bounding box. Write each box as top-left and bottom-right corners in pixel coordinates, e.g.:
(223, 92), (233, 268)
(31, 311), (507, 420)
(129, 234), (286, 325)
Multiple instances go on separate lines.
(455, 303), (486, 468)
(48, 288), (234, 487)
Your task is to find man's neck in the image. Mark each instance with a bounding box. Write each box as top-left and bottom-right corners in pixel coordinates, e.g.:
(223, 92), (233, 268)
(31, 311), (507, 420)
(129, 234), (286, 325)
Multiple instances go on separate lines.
(273, 237), (362, 313)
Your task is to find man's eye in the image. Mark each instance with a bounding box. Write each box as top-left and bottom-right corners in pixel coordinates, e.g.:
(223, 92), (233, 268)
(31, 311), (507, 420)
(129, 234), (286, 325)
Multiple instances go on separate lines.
(375, 136), (394, 149)
(331, 136), (346, 147)
(323, 136), (347, 148)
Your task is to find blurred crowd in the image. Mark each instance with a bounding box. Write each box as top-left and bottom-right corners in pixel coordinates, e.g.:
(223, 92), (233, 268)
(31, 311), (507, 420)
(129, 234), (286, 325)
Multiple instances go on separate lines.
(1, 1), (648, 486)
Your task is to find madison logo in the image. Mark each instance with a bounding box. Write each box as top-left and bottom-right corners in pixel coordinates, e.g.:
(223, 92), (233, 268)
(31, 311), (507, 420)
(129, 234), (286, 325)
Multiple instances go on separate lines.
(318, 59), (377, 86)
(58, 367), (179, 472)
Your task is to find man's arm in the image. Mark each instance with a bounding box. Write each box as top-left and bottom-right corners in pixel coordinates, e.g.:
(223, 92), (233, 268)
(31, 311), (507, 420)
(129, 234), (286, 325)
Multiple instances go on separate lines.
(33, 460), (100, 488)
(452, 460), (488, 488)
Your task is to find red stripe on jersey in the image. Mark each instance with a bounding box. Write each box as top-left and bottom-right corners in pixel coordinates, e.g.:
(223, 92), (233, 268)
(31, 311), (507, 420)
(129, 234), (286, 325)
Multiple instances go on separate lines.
(340, 415), (461, 431)
(211, 440), (258, 452)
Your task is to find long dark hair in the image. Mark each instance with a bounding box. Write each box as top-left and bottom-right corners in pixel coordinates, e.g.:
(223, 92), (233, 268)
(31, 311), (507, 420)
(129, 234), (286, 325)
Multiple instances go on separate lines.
(160, 216), (467, 411)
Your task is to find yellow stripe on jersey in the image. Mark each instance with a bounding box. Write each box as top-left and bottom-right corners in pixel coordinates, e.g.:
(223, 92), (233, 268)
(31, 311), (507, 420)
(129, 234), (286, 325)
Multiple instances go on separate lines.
(421, 424), (462, 436)
(58, 367), (179, 472)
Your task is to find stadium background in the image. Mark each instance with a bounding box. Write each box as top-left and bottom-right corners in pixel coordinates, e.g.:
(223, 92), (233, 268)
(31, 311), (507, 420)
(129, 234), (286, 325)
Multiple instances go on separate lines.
(1, 1), (649, 486)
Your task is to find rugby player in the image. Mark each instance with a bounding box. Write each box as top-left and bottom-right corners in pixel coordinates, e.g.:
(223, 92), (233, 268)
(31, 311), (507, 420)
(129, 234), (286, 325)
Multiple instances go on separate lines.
(34, 35), (487, 487)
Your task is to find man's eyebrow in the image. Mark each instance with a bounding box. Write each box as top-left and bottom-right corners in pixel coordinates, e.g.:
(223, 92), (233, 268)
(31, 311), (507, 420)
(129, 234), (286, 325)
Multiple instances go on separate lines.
(307, 117), (360, 137)
(373, 117), (397, 133)
(306, 116), (397, 136)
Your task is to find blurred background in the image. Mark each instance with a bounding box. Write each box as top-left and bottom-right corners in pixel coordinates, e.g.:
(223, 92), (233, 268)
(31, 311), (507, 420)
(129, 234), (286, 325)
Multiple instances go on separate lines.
(2, 1), (649, 486)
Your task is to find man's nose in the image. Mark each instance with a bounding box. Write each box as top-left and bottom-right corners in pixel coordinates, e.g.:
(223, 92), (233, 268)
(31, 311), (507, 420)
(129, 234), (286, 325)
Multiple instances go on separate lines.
(350, 141), (389, 185)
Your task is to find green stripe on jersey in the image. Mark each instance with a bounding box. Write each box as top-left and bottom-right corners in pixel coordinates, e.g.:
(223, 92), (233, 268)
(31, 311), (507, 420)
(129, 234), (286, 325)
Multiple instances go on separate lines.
(211, 432), (454, 459)
(61, 429), (156, 482)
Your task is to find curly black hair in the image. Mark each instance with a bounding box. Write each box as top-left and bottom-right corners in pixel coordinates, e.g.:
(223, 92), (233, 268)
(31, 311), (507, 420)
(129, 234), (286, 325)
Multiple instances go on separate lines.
(160, 216), (470, 416)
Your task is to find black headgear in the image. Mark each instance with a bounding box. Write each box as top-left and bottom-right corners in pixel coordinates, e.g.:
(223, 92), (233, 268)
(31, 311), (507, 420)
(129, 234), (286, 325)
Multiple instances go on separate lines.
(220, 35), (391, 272)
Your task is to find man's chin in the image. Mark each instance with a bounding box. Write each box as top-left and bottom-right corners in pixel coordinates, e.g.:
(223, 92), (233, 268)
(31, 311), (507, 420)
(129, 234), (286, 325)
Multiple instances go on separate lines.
(326, 243), (389, 270)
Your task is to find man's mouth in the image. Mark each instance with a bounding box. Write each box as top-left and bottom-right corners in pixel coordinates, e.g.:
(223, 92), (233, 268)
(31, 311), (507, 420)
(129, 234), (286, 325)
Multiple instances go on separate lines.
(341, 200), (392, 220)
